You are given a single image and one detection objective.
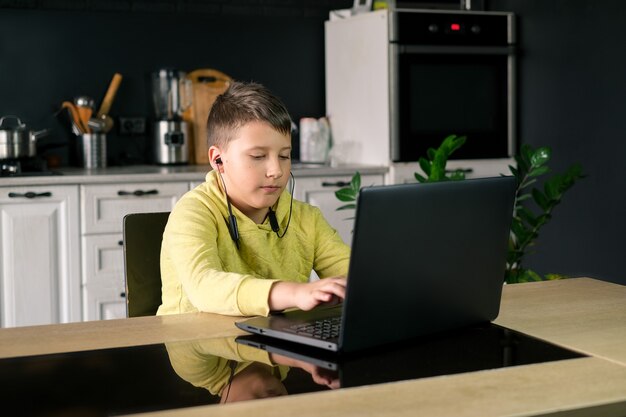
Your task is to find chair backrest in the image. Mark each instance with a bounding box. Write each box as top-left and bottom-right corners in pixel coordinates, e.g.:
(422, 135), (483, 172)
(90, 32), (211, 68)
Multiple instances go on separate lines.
(123, 211), (171, 318)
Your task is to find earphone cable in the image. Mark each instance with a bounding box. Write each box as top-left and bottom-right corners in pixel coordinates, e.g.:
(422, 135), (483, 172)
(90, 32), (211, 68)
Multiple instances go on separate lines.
(274, 172), (295, 238)
(216, 168), (240, 249)
(222, 360), (236, 403)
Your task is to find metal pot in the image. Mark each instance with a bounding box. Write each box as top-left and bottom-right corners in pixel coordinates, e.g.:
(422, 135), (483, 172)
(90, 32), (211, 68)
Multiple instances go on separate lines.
(0, 115), (49, 160)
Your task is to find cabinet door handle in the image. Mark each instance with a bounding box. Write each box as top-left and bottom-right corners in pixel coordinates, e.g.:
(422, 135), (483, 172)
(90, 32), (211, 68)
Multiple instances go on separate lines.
(117, 189), (159, 197)
(118, 240), (124, 246)
(120, 292), (126, 298)
(445, 168), (474, 174)
(321, 181), (351, 187)
(8, 191), (52, 199)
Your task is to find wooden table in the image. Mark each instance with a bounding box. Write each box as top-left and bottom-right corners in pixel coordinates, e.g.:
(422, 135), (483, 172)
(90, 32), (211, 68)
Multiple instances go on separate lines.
(1, 277), (625, 416)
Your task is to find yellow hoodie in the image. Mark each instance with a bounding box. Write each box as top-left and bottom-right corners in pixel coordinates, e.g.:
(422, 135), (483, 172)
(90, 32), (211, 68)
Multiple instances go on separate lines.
(158, 170), (351, 317)
(165, 337), (289, 397)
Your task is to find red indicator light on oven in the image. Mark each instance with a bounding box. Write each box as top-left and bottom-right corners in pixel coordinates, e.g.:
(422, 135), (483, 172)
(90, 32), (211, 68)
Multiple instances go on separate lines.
(450, 23), (461, 31)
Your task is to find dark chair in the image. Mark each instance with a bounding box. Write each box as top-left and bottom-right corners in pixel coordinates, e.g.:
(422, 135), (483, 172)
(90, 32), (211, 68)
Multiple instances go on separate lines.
(123, 211), (171, 318)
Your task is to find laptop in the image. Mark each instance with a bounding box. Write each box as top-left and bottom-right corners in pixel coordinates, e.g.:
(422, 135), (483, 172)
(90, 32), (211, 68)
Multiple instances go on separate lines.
(236, 176), (517, 352)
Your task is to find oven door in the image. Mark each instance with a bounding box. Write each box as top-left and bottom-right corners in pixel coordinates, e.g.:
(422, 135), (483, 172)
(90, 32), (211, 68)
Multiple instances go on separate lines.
(390, 44), (515, 162)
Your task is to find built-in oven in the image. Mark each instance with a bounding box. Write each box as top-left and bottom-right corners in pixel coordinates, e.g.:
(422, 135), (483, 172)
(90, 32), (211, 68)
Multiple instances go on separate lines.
(390, 10), (516, 161)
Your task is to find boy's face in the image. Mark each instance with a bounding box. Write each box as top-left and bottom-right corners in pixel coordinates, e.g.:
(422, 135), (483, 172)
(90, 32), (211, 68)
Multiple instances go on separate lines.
(215, 121), (292, 223)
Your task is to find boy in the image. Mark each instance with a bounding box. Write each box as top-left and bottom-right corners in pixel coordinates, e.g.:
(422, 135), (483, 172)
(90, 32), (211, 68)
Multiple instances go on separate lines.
(157, 82), (350, 317)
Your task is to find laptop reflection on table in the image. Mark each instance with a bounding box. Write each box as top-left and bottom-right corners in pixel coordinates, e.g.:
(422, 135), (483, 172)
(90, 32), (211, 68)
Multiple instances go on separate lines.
(235, 323), (584, 389)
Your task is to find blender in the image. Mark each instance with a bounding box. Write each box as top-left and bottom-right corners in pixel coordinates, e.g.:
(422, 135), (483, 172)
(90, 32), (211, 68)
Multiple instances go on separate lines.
(151, 69), (192, 165)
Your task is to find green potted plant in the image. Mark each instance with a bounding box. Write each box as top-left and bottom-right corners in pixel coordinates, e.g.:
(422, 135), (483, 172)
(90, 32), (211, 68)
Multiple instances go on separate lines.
(504, 144), (584, 283)
(334, 136), (585, 284)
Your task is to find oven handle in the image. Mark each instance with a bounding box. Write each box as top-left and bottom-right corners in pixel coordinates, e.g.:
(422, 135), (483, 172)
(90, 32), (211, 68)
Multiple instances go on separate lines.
(397, 45), (515, 55)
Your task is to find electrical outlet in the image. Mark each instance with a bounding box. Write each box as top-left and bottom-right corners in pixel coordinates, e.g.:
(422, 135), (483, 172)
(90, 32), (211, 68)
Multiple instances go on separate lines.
(119, 117), (146, 135)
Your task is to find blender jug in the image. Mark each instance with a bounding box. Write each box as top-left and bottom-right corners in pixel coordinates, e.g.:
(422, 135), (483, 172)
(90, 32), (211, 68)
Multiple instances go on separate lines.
(151, 69), (192, 165)
(152, 69), (192, 119)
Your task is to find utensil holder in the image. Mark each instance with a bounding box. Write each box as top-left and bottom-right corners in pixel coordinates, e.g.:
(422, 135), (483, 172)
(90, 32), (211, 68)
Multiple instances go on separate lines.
(77, 133), (106, 168)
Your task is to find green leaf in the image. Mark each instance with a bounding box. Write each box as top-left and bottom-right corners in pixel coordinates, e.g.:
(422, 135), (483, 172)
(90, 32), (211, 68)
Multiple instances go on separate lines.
(515, 153), (528, 175)
(336, 203), (357, 211)
(430, 153), (447, 181)
(335, 188), (357, 202)
(544, 180), (560, 201)
(530, 147), (551, 167)
(419, 157), (431, 176)
(510, 218), (529, 242)
(444, 134), (466, 154)
(529, 166), (550, 177)
(414, 172), (427, 183)
(519, 269), (543, 282)
(532, 189), (550, 211)
(350, 171), (361, 192)
(518, 206), (538, 227)
(545, 273), (568, 280)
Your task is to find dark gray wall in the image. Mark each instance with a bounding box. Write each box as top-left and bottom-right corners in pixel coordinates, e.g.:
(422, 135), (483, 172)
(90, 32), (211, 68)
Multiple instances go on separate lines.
(0, 1), (352, 164)
(488, 0), (626, 285)
(1, 0), (624, 285)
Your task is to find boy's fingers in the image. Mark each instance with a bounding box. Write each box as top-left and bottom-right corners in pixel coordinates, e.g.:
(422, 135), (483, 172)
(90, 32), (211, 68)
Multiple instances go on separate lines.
(318, 282), (346, 300)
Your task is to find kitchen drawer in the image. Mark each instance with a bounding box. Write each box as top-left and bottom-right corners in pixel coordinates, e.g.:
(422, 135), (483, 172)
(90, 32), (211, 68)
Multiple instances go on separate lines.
(81, 234), (124, 286)
(81, 182), (188, 234)
(82, 282), (127, 321)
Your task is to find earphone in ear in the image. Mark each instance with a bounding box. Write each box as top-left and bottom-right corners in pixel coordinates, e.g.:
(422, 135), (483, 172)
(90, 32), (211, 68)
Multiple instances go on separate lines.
(215, 157), (223, 165)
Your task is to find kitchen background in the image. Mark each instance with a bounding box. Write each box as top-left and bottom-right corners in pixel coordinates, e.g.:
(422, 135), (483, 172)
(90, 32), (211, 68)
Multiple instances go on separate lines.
(0, 0), (624, 285)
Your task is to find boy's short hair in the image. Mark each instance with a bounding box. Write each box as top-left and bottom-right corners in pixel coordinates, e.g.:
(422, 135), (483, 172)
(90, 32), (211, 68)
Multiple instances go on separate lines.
(207, 81), (292, 149)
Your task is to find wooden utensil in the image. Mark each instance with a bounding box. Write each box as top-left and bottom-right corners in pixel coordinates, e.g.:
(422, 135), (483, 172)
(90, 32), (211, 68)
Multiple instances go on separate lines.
(74, 96), (94, 133)
(61, 101), (87, 133)
(95, 73), (122, 134)
(97, 73), (122, 118)
(185, 69), (231, 164)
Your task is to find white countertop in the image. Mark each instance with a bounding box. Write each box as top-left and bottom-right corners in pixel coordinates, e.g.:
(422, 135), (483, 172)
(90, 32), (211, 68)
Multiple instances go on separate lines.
(0, 163), (388, 187)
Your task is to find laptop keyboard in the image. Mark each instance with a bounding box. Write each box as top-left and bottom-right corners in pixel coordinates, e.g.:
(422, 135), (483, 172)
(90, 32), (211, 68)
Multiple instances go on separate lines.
(287, 317), (341, 340)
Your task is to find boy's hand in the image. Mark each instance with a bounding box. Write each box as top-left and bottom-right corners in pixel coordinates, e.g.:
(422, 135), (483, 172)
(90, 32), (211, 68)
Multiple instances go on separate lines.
(270, 352), (340, 389)
(269, 277), (347, 312)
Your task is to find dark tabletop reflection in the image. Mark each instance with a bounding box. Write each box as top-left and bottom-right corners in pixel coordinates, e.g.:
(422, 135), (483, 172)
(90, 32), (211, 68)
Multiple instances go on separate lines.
(235, 323), (585, 389)
(164, 336), (344, 403)
(164, 337), (291, 403)
(0, 324), (584, 416)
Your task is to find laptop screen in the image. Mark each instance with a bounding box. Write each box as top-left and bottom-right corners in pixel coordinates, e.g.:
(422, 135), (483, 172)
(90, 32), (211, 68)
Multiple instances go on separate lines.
(340, 176), (516, 351)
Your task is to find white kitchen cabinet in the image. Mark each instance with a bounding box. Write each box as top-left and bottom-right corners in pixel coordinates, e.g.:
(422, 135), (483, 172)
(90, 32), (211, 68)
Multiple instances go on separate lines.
(80, 181), (189, 321)
(81, 182), (190, 234)
(82, 282), (128, 321)
(0, 185), (80, 328)
(80, 234), (126, 320)
(82, 234), (125, 286)
(293, 173), (385, 246)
